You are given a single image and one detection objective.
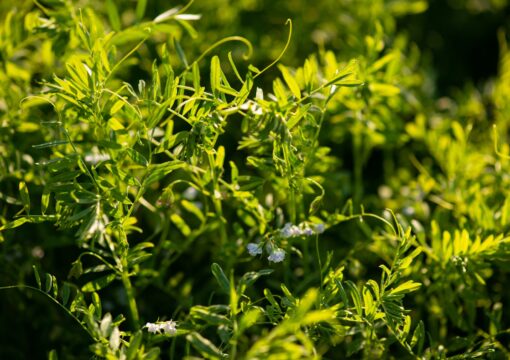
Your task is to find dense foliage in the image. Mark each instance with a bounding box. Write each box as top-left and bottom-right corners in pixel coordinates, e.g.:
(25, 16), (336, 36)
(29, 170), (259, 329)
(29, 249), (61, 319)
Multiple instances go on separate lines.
(1, 0), (510, 358)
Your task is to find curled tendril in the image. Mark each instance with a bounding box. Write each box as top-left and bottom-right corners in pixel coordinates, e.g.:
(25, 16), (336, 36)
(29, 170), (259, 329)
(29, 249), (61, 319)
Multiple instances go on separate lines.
(186, 36), (253, 72)
(254, 18), (293, 79)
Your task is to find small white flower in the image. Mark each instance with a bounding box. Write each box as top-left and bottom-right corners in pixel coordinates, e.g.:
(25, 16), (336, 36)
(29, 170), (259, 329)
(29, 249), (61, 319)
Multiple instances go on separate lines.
(250, 103), (263, 115)
(247, 243), (263, 256)
(84, 153), (110, 165)
(145, 322), (160, 334)
(268, 248), (286, 263)
(144, 320), (177, 335)
(161, 320), (177, 335)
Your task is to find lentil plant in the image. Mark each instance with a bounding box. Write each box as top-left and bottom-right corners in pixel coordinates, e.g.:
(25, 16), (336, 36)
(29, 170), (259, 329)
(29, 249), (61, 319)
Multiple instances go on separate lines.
(1, 0), (510, 359)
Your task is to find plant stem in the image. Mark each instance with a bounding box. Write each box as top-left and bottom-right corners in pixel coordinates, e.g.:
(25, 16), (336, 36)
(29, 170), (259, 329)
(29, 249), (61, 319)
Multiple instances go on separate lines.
(120, 263), (140, 330)
(353, 125), (363, 207)
(289, 186), (297, 224)
(208, 152), (228, 247)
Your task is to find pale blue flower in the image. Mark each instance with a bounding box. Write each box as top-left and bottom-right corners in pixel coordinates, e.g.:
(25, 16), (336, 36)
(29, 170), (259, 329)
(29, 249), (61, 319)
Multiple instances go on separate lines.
(303, 227), (314, 236)
(281, 223), (301, 238)
(183, 186), (199, 200)
(314, 223), (325, 234)
(268, 248), (286, 263)
(247, 243), (263, 256)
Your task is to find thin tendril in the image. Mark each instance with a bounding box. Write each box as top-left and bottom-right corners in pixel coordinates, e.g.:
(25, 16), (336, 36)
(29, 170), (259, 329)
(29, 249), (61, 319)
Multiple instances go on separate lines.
(184, 36), (253, 73)
(254, 19), (293, 79)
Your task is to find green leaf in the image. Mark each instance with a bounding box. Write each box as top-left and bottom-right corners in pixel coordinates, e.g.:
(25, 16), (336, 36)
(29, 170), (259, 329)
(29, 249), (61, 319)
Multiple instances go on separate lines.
(302, 309), (335, 325)
(334, 78), (364, 87)
(264, 288), (281, 310)
(278, 64), (301, 99)
(68, 259), (83, 279)
(126, 331), (143, 360)
(323, 59), (358, 87)
(127, 148), (149, 166)
(191, 61), (200, 92)
(334, 279), (349, 307)
(363, 286), (375, 317)
(239, 308), (262, 332)
(110, 99), (125, 115)
(186, 332), (227, 359)
(217, 84), (238, 97)
(91, 292), (102, 318)
(135, 0), (148, 21)
(174, 38), (188, 67)
(144, 161), (185, 186)
(399, 247), (422, 269)
(240, 269), (273, 287)
(369, 83), (401, 96)
(45, 273), (53, 293)
(345, 281), (363, 316)
(61, 283), (71, 306)
(48, 349), (58, 360)
(190, 306), (230, 326)
(286, 104), (311, 129)
(411, 320), (425, 353)
(368, 52), (398, 73)
(106, 0), (121, 31)
(389, 280), (421, 296)
(210, 55), (221, 96)
(81, 273), (117, 292)
(211, 263), (230, 294)
(170, 213), (191, 236)
(33, 265), (41, 289)
(0, 217), (30, 231)
(181, 200), (205, 222)
(19, 181), (30, 214)
(41, 189), (50, 215)
(32, 140), (69, 149)
(215, 146), (225, 170)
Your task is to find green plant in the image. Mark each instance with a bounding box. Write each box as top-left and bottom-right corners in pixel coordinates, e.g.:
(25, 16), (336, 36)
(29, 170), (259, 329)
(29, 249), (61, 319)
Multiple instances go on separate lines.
(2, 0), (510, 359)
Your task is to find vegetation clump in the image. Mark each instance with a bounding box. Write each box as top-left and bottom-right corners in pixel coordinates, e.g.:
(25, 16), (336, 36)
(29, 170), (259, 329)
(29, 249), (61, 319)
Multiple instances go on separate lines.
(1, 0), (510, 358)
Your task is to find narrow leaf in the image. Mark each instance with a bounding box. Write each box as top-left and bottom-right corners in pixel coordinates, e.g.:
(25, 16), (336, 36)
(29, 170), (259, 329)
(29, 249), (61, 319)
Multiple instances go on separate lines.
(211, 263), (230, 294)
(173, 38), (188, 67)
(45, 273), (53, 293)
(81, 273), (117, 292)
(19, 181), (30, 214)
(33, 265), (41, 289)
(278, 64), (301, 99)
(105, 0), (121, 31)
(389, 281), (422, 296)
(186, 332), (227, 359)
(135, 0), (148, 21)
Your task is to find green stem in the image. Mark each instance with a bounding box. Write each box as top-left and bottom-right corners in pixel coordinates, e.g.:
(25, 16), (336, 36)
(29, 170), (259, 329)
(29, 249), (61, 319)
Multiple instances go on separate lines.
(230, 320), (238, 359)
(289, 186), (297, 224)
(315, 234), (323, 293)
(353, 127), (363, 207)
(208, 152), (228, 248)
(120, 263), (140, 329)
